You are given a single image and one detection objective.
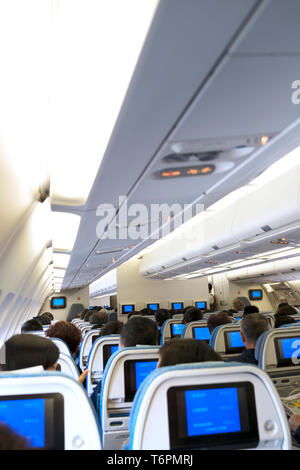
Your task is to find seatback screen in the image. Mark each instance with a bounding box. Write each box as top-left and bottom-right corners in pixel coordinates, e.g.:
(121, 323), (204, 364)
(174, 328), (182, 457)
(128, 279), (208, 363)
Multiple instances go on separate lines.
(224, 331), (245, 354)
(275, 336), (300, 367)
(248, 289), (263, 300)
(195, 301), (207, 310)
(171, 302), (183, 311)
(50, 297), (66, 309)
(171, 323), (184, 338)
(192, 326), (211, 342)
(147, 303), (159, 311)
(0, 393), (64, 450)
(168, 382), (258, 449)
(122, 304), (135, 313)
(124, 359), (158, 401)
(103, 344), (119, 369)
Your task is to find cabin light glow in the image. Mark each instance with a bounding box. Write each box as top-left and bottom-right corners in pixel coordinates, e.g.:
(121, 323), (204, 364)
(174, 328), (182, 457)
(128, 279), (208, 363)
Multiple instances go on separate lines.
(53, 253), (71, 269)
(51, 212), (81, 251)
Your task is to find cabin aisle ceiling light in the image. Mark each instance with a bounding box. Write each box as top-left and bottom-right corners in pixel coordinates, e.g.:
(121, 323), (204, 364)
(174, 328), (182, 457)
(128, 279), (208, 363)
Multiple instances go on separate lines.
(49, 0), (158, 205)
(51, 212), (81, 251)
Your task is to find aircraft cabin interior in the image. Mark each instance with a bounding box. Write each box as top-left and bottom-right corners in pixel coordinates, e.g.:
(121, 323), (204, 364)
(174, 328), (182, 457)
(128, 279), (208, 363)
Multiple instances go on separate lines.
(1, 0), (300, 453)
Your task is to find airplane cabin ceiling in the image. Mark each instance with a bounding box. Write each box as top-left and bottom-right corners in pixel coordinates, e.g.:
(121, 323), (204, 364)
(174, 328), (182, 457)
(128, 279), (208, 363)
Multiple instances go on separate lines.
(55, 0), (300, 290)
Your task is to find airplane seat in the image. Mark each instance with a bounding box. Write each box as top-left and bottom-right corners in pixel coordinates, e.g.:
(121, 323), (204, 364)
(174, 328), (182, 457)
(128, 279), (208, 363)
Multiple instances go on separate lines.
(209, 323), (244, 359)
(160, 319), (184, 345)
(279, 323), (300, 328)
(128, 362), (291, 450)
(79, 325), (93, 336)
(48, 337), (72, 357)
(100, 345), (160, 450)
(181, 321), (210, 342)
(66, 303), (84, 322)
(86, 335), (120, 396)
(262, 313), (275, 328)
(57, 352), (80, 380)
(172, 314), (183, 319)
(78, 328), (101, 372)
(0, 371), (101, 449)
(255, 327), (300, 400)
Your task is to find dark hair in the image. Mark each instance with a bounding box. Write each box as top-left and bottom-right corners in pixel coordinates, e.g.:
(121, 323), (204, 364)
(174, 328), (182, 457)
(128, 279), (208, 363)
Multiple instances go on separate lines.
(240, 313), (269, 343)
(99, 321), (123, 337)
(243, 305), (260, 316)
(21, 319), (43, 333)
(274, 315), (297, 328)
(207, 311), (233, 334)
(46, 321), (82, 354)
(5, 334), (59, 370)
(120, 317), (159, 347)
(276, 305), (298, 317)
(183, 307), (203, 324)
(208, 283), (213, 291)
(84, 309), (96, 322)
(155, 309), (171, 328)
(127, 311), (140, 320)
(278, 302), (289, 309)
(89, 311), (108, 327)
(34, 314), (51, 325)
(80, 308), (90, 320)
(140, 307), (153, 316)
(159, 339), (222, 367)
(0, 424), (31, 450)
(41, 312), (54, 321)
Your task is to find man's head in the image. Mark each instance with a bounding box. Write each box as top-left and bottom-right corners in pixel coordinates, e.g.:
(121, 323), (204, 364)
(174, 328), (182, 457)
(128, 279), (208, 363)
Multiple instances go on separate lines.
(232, 298), (245, 312)
(89, 311), (108, 327)
(276, 305), (298, 317)
(21, 319), (43, 333)
(120, 317), (159, 348)
(240, 313), (270, 349)
(182, 307), (203, 325)
(5, 334), (59, 371)
(243, 305), (259, 316)
(155, 309), (171, 328)
(207, 311), (233, 334)
(274, 315), (297, 328)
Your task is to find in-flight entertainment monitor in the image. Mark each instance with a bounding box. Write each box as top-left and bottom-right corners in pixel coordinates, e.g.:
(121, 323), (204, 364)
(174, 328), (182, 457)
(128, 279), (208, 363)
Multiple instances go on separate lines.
(50, 297), (66, 309)
(248, 289), (263, 301)
(195, 301), (207, 310)
(275, 336), (300, 367)
(124, 359), (158, 401)
(224, 331), (245, 354)
(171, 302), (184, 311)
(171, 323), (185, 338)
(121, 304), (135, 314)
(147, 303), (160, 312)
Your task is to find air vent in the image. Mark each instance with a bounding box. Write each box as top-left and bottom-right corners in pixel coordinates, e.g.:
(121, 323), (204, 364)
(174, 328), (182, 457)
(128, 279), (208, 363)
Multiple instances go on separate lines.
(163, 151), (220, 163)
(261, 225), (272, 232)
(212, 245), (219, 250)
(95, 247), (129, 255)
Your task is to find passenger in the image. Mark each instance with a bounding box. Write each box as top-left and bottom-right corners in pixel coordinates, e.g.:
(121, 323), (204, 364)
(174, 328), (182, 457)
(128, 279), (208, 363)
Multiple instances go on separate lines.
(5, 334), (60, 371)
(90, 317), (159, 409)
(140, 307), (153, 316)
(97, 320), (123, 337)
(182, 307), (203, 325)
(80, 308), (90, 320)
(157, 338), (222, 367)
(278, 302), (289, 309)
(243, 305), (260, 316)
(155, 309), (171, 328)
(226, 313), (270, 365)
(34, 313), (51, 326)
(84, 309), (96, 322)
(232, 298), (245, 312)
(0, 424), (31, 450)
(288, 415), (300, 444)
(274, 315), (297, 328)
(21, 319), (43, 333)
(41, 312), (54, 322)
(275, 305), (299, 318)
(207, 311), (233, 335)
(45, 321), (82, 358)
(208, 283), (216, 312)
(127, 311), (141, 320)
(89, 310), (108, 329)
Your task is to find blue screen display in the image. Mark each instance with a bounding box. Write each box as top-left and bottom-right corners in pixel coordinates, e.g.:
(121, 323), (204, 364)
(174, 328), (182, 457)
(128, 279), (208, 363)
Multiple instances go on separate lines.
(185, 388), (241, 436)
(171, 323), (184, 336)
(194, 327), (211, 341)
(281, 337), (300, 358)
(229, 332), (244, 348)
(123, 305), (133, 312)
(148, 304), (159, 311)
(52, 298), (65, 307)
(172, 303), (183, 310)
(196, 302), (207, 309)
(0, 398), (45, 447)
(110, 345), (118, 356)
(135, 361), (157, 389)
(251, 290), (262, 299)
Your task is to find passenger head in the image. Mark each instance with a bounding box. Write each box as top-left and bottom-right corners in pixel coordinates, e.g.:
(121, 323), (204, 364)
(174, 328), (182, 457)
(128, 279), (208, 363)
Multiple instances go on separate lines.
(240, 313), (270, 348)
(21, 319), (43, 333)
(80, 308), (90, 320)
(232, 298), (245, 312)
(98, 320), (123, 337)
(120, 317), (159, 347)
(84, 309), (95, 322)
(140, 307), (153, 316)
(274, 315), (297, 328)
(183, 307), (203, 325)
(155, 308), (171, 328)
(208, 283), (213, 293)
(127, 311), (140, 320)
(35, 313), (51, 325)
(278, 302), (289, 309)
(89, 311), (108, 328)
(207, 311), (233, 334)
(243, 305), (260, 316)
(276, 305), (298, 318)
(158, 339), (222, 367)
(0, 424), (31, 450)
(41, 312), (54, 322)
(5, 334), (59, 371)
(45, 321), (82, 355)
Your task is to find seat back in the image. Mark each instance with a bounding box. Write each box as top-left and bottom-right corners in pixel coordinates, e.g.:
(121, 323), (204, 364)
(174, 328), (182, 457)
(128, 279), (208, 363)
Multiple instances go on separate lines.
(262, 313), (275, 328)
(181, 321), (210, 343)
(49, 338), (72, 356)
(209, 324), (244, 359)
(58, 353), (80, 380)
(78, 329), (101, 371)
(160, 319), (184, 344)
(100, 346), (160, 450)
(128, 362), (290, 450)
(86, 335), (120, 396)
(0, 371), (101, 449)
